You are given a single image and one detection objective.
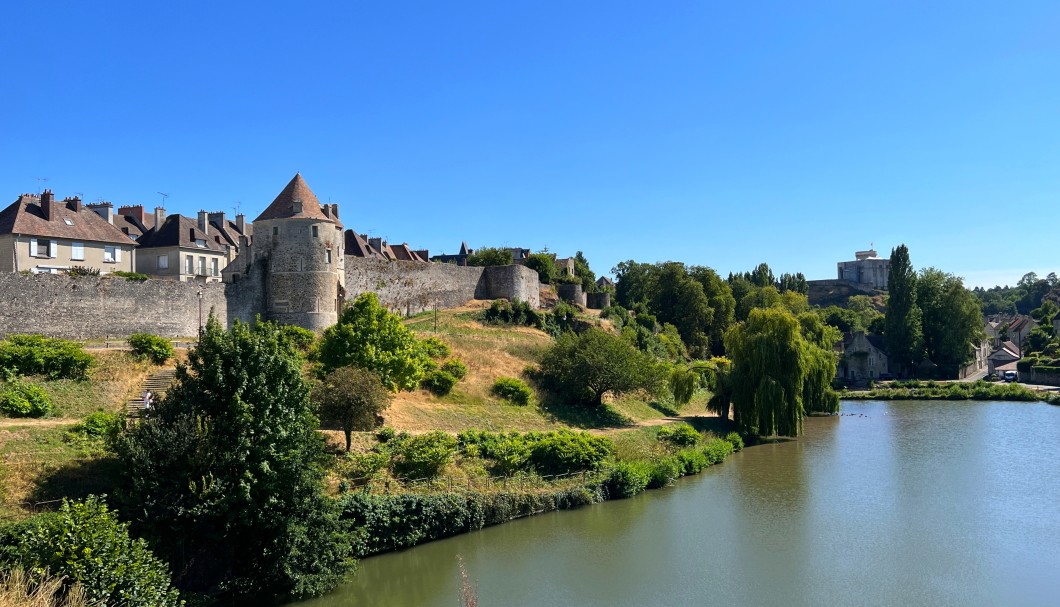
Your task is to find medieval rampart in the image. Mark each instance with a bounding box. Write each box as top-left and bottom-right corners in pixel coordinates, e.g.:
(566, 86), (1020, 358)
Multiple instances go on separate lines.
(0, 273), (228, 339)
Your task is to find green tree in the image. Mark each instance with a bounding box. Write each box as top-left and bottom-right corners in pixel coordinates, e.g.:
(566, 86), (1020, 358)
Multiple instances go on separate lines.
(539, 328), (664, 406)
(115, 318), (353, 601)
(0, 496), (182, 607)
(314, 366), (392, 452)
(573, 251), (597, 292)
(649, 263), (712, 357)
(916, 268), (984, 377)
(689, 266), (736, 354)
(466, 247), (513, 267)
(524, 252), (558, 284)
(884, 244), (923, 376)
(317, 293), (431, 390)
(722, 308), (838, 436)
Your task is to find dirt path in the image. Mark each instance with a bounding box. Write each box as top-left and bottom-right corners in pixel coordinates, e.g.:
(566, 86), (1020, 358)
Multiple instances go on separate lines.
(0, 418), (80, 429)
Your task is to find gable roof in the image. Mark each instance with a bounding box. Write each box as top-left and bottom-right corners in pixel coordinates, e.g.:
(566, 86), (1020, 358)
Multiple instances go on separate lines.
(254, 173), (336, 223)
(0, 194), (137, 245)
(344, 231), (382, 258)
(136, 214), (226, 253)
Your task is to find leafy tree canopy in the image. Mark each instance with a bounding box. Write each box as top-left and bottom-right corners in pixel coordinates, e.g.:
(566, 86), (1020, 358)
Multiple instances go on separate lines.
(525, 252), (559, 284)
(317, 292), (432, 390)
(539, 328), (666, 406)
(466, 247), (513, 267)
(314, 365), (392, 452)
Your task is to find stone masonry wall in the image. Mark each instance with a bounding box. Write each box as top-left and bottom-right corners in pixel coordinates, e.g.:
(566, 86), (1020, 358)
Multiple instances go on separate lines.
(345, 258), (539, 316)
(0, 273), (227, 339)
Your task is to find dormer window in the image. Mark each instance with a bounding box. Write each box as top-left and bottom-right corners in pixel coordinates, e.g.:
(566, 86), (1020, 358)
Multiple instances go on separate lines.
(195, 239), (207, 248)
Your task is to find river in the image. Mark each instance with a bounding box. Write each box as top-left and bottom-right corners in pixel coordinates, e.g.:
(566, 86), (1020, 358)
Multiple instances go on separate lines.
(295, 400), (1060, 606)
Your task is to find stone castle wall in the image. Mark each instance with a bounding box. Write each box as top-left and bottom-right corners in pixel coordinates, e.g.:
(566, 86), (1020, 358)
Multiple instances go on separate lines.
(0, 258), (540, 339)
(0, 273), (228, 339)
(344, 258), (539, 316)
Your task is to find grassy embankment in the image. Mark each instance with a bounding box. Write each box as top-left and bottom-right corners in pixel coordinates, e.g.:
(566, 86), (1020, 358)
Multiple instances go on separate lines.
(0, 351), (159, 521)
(842, 379), (1060, 403)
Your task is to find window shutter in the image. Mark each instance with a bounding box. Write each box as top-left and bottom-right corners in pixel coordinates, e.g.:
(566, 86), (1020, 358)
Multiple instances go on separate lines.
(115, 247), (122, 263)
(29, 239), (37, 256)
(48, 241), (57, 258)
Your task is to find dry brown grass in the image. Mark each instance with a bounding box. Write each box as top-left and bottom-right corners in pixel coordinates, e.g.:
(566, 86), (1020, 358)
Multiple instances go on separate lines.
(0, 569), (88, 607)
(87, 351), (158, 414)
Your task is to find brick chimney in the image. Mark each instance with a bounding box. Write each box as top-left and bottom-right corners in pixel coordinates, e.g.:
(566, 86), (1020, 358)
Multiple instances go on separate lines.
(329, 203), (340, 220)
(65, 196), (83, 213)
(118, 205), (146, 224)
(154, 206), (166, 230)
(87, 202), (114, 224)
(197, 210), (209, 236)
(40, 190), (56, 221)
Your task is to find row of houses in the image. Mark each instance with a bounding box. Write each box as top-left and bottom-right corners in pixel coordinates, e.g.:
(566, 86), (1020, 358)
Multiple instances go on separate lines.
(839, 315), (1047, 383)
(0, 191), (249, 281)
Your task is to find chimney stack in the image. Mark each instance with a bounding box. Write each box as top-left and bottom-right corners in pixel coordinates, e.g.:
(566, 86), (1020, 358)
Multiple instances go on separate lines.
(329, 203), (340, 219)
(40, 190), (55, 221)
(154, 206), (166, 230)
(87, 202), (113, 224)
(235, 213), (246, 234)
(65, 196), (83, 213)
(118, 205), (146, 223)
(208, 211), (226, 232)
(197, 210), (209, 236)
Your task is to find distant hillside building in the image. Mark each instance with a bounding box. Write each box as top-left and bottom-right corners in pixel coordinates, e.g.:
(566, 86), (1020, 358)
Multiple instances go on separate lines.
(837, 249), (890, 290)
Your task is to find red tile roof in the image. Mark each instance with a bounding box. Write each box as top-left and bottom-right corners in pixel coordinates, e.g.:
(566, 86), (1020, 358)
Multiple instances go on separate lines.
(254, 173), (337, 223)
(0, 194), (137, 245)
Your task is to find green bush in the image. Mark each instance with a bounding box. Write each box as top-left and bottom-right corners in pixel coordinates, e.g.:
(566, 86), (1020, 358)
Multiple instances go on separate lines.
(656, 423), (701, 447)
(375, 426), (397, 443)
(605, 461), (650, 498)
(0, 496), (182, 607)
(72, 411), (124, 443)
(491, 376), (534, 406)
(68, 265), (101, 277)
(419, 336), (451, 359)
(703, 437), (735, 464)
(441, 359), (468, 380)
(127, 333), (174, 365)
(481, 299), (543, 328)
(111, 271), (149, 281)
(0, 379), (53, 417)
(528, 430), (614, 475)
(0, 335), (93, 379)
(724, 432), (744, 452)
(675, 447), (709, 475)
(646, 457), (681, 489)
(394, 431), (458, 478)
(277, 324), (317, 352)
(421, 369), (458, 396)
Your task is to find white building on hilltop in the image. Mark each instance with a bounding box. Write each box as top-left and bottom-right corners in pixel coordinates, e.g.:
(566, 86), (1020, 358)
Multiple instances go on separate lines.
(837, 249), (890, 290)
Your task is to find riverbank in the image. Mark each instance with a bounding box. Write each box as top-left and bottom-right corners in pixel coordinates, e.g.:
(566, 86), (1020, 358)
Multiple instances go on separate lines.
(842, 379), (1060, 404)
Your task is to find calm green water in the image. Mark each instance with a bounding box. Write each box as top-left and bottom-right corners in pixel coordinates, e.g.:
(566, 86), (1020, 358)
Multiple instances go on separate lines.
(297, 400), (1060, 607)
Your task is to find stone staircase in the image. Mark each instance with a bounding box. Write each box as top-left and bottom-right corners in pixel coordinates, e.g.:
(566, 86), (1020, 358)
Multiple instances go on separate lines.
(126, 368), (177, 417)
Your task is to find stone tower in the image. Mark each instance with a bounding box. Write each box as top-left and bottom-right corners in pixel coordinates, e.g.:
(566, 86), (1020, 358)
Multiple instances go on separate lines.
(231, 173), (345, 330)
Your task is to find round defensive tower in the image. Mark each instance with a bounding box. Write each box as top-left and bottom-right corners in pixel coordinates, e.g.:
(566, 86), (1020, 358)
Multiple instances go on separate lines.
(252, 173), (346, 331)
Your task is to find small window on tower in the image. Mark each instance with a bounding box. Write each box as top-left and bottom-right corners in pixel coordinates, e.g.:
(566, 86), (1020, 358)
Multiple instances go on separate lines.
(326, 249), (332, 264)
(312, 226), (319, 237)
(273, 226), (279, 236)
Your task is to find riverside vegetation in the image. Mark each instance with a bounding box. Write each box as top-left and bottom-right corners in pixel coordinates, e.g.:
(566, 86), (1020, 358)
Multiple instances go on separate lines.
(2, 252), (1051, 605)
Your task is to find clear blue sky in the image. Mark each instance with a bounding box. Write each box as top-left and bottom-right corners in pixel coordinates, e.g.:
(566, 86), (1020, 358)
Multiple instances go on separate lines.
(3, 1), (1058, 288)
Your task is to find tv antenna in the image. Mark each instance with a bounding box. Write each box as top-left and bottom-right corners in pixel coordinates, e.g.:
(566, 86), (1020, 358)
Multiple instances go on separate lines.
(231, 201), (242, 215)
(36, 177), (48, 194)
(157, 192), (169, 208)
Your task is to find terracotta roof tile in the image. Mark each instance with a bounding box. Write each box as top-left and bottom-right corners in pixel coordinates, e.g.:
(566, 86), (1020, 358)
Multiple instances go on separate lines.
(254, 173), (337, 224)
(0, 194), (138, 245)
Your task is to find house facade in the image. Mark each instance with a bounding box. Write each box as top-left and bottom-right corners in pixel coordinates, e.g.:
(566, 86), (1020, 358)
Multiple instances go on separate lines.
(839, 331), (889, 381)
(0, 191), (136, 274)
(134, 211), (228, 282)
(987, 341), (1021, 375)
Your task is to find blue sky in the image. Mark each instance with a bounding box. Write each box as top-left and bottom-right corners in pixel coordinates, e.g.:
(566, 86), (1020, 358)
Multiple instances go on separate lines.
(2, 1), (1058, 287)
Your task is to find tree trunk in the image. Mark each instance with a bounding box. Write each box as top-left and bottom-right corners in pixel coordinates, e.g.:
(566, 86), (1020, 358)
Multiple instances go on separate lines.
(344, 429), (352, 452)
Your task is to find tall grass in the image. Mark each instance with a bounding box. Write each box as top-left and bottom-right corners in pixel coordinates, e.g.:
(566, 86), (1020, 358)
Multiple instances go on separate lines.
(0, 569), (88, 607)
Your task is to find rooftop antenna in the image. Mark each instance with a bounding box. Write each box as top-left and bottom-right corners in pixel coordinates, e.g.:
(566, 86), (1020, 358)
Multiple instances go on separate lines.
(35, 177), (48, 194)
(157, 192), (169, 209)
(231, 201), (241, 215)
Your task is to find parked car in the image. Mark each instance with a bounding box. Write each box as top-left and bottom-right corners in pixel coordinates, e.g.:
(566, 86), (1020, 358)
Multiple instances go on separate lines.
(1003, 370), (1018, 383)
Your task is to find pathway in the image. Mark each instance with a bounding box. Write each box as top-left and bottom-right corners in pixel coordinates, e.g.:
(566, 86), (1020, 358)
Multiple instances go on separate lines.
(127, 368), (177, 417)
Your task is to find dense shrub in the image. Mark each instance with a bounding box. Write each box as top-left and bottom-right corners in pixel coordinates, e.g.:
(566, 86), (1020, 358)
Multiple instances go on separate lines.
(539, 328), (666, 406)
(0, 379), (53, 418)
(656, 423), (701, 447)
(111, 271), (150, 281)
(466, 247), (514, 267)
(646, 457), (681, 489)
(528, 431), (614, 475)
(675, 447), (709, 475)
(0, 335), (93, 379)
(71, 411), (124, 443)
(441, 359), (468, 380)
(605, 462), (650, 498)
(703, 437), (735, 464)
(481, 299), (543, 328)
(67, 266), (100, 277)
(421, 369), (458, 396)
(127, 333), (174, 364)
(724, 432), (744, 452)
(491, 376), (534, 406)
(276, 324), (317, 352)
(849, 380), (1041, 402)
(393, 431), (458, 478)
(375, 426), (397, 443)
(0, 496), (182, 607)
(419, 337), (451, 359)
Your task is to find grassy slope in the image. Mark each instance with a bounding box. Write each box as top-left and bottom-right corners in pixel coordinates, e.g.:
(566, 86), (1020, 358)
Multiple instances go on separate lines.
(382, 303), (709, 434)
(0, 351), (160, 520)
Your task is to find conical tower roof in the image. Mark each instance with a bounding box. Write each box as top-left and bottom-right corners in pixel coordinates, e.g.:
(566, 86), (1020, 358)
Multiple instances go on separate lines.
(254, 173), (334, 223)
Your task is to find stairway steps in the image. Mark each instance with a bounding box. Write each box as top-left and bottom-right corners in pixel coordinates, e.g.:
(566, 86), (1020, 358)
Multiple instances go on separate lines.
(127, 368), (178, 417)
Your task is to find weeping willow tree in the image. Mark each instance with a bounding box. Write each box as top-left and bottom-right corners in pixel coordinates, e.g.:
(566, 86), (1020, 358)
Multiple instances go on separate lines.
(721, 308), (840, 437)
